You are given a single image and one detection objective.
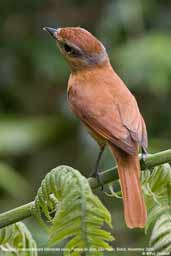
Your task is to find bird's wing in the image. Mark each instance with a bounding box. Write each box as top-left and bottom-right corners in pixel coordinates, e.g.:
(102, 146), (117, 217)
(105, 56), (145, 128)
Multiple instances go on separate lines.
(117, 95), (148, 152)
(68, 74), (147, 155)
(80, 103), (138, 155)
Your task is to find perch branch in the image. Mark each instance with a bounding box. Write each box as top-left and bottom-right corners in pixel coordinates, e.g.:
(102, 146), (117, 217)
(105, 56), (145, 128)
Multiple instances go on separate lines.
(89, 149), (171, 189)
(0, 149), (171, 228)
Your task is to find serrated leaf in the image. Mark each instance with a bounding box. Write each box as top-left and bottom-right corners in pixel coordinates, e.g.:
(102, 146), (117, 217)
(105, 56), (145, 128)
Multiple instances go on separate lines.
(0, 222), (37, 256)
(143, 163), (171, 254)
(34, 165), (114, 254)
(145, 205), (169, 233)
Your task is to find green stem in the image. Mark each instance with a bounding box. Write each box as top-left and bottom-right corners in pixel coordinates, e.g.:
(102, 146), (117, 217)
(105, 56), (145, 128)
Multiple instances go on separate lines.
(89, 149), (171, 189)
(0, 202), (34, 228)
(0, 149), (171, 229)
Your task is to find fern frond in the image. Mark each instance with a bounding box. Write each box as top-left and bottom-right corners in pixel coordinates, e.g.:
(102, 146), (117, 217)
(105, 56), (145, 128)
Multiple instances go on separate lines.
(142, 163), (171, 253)
(0, 222), (37, 256)
(150, 214), (171, 252)
(33, 165), (114, 255)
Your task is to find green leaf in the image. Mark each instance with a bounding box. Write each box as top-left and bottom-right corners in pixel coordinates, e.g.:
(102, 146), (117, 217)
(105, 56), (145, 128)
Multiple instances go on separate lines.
(143, 163), (171, 253)
(34, 165), (114, 255)
(0, 222), (37, 256)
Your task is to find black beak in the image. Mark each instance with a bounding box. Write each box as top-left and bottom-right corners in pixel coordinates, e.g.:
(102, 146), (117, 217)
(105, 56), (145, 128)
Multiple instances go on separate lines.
(43, 27), (58, 39)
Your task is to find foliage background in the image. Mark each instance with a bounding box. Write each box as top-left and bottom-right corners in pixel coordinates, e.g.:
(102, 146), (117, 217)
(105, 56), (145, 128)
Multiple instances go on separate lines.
(0, 0), (171, 255)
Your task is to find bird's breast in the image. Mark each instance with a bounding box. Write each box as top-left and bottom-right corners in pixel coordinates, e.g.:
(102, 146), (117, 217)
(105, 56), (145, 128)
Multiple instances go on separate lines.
(68, 83), (106, 146)
(67, 83), (89, 119)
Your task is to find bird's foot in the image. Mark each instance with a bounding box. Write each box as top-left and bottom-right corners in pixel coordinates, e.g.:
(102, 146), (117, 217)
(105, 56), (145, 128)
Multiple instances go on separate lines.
(140, 150), (148, 169)
(95, 169), (104, 191)
(141, 152), (147, 161)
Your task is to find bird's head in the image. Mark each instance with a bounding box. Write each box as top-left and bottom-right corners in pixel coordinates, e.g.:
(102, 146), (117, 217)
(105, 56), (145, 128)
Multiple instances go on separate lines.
(43, 26), (109, 72)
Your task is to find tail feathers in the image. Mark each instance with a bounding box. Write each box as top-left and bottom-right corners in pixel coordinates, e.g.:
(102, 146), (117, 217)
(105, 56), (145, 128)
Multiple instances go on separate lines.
(110, 145), (147, 228)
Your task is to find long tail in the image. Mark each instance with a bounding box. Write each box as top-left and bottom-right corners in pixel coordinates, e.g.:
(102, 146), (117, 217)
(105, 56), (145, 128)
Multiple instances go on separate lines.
(110, 145), (147, 228)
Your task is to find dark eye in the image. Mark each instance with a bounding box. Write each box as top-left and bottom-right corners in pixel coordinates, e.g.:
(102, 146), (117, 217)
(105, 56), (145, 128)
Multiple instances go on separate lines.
(63, 43), (73, 54)
(63, 43), (81, 57)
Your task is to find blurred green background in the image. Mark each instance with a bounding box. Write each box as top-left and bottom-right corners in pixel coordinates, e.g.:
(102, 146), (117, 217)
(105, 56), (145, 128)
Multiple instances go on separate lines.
(0, 0), (171, 255)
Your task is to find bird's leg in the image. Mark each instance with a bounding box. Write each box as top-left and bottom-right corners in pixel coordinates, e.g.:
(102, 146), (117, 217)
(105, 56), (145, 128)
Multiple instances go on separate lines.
(141, 147), (148, 169)
(95, 145), (105, 176)
(92, 145), (105, 189)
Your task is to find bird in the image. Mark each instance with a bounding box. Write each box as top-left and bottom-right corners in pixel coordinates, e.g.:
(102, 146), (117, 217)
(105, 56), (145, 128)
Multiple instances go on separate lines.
(43, 26), (148, 228)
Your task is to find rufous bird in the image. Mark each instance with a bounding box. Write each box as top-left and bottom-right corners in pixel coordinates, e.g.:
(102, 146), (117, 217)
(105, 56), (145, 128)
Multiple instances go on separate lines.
(43, 26), (148, 228)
